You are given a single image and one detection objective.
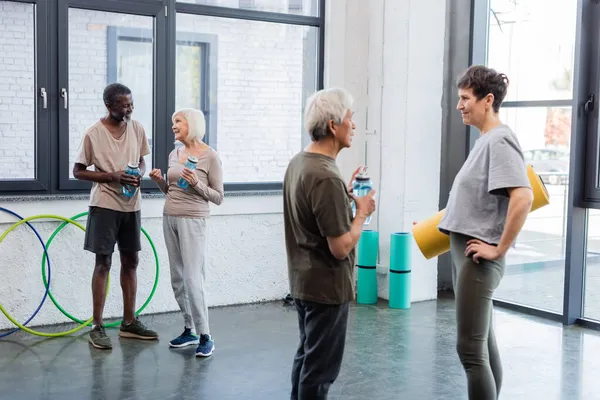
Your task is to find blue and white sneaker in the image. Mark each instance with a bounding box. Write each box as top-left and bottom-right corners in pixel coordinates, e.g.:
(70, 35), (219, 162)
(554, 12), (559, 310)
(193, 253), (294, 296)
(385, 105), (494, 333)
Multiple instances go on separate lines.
(169, 328), (199, 348)
(196, 334), (215, 357)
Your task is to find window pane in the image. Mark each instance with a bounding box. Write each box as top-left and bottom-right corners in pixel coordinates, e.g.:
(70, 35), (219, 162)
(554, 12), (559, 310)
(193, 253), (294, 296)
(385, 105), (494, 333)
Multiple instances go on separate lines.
(177, 0), (319, 17)
(0, 1), (36, 180)
(585, 209), (600, 320)
(176, 44), (205, 110)
(176, 13), (319, 183)
(488, 0), (577, 101)
(492, 107), (571, 313)
(68, 9), (154, 178)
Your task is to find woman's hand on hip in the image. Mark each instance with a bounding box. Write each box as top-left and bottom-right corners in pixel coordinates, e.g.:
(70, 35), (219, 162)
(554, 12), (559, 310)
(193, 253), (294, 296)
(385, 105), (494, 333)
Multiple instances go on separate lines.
(465, 239), (502, 264)
(180, 168), (198, 187)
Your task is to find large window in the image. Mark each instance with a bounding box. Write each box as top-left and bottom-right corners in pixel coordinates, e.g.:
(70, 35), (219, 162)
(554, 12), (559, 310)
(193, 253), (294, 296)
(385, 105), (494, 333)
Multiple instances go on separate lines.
(458, 0), (600, 327)
(477, 0), (577, 313)
(175, 13), (318, 183)
(0, 0), (324, 195)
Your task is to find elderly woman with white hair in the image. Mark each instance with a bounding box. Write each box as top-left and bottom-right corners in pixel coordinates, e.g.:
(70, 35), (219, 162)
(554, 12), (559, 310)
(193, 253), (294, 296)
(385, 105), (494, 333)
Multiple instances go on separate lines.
(283, 88), (376, 399)
(149, 108), (224, 358)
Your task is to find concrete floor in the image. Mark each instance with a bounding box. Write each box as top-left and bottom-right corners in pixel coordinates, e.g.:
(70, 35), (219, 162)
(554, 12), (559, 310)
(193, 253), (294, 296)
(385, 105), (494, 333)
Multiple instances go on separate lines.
(1, 297), (600, 400)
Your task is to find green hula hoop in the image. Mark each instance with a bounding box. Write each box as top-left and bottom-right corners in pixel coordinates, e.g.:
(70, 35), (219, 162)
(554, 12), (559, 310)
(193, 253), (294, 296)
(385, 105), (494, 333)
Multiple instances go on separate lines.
(0, 215), (95, 337)
(41, 211), (159, 328)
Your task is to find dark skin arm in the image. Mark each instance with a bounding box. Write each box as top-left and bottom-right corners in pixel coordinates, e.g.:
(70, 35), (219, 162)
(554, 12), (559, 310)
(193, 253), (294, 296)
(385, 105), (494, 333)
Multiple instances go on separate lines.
(73, 156), (145, 187)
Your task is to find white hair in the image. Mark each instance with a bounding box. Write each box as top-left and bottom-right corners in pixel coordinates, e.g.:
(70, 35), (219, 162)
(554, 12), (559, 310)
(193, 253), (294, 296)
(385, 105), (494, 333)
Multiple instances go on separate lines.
(304, 88), (353, 141)
(172, 108), (206, 143)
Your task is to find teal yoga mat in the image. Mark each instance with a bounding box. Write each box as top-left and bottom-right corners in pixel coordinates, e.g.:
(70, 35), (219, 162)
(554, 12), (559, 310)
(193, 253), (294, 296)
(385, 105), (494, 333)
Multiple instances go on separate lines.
(389, 232), (411, 309)
(357, 230), (378, 304)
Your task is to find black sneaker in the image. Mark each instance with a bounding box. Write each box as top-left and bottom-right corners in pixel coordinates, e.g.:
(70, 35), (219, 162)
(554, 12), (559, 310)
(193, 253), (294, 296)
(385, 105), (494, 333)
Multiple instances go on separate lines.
(118, 318), (159, 340)
(89, 326), (112, 349)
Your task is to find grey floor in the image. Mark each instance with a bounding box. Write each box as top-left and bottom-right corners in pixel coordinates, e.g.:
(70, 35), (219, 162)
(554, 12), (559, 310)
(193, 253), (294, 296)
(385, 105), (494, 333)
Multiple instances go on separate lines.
(1, 296), (600, 400)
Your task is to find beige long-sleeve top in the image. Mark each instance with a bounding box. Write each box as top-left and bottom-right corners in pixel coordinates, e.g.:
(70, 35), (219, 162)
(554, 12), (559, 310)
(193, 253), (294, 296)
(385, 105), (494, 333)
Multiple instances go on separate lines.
(158, 146), (224, 218)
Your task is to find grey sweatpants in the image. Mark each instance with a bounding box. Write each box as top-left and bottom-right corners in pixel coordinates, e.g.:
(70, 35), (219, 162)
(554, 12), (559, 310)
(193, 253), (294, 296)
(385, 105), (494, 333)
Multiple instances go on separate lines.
(163, 215), (210, 335)
(450, 232), (505, 400)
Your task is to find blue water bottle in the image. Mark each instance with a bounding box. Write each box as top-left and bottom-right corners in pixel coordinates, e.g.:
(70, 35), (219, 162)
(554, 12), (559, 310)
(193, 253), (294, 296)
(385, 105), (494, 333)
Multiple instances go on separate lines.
(352, 169), (373, 225)
(178, 155), (199, 189)
(122, 162), (140, 197)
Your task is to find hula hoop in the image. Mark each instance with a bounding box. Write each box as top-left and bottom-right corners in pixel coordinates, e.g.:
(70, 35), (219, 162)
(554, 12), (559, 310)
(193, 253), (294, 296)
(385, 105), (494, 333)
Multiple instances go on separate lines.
(0, 207), (52, 338)
(41, 211), (159, 328)
(0, 215), (94, 337)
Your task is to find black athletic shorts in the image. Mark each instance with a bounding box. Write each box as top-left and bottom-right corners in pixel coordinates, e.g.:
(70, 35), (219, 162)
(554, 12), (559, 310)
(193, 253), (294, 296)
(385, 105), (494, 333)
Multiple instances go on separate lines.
(84, 206), (142, 255)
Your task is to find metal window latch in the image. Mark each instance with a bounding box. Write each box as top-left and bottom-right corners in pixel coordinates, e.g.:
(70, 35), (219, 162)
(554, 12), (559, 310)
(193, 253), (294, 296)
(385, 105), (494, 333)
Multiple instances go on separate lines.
(584, 94), (595, 115)
(61, 88), (68, 109)
(40, 87), (47, 109)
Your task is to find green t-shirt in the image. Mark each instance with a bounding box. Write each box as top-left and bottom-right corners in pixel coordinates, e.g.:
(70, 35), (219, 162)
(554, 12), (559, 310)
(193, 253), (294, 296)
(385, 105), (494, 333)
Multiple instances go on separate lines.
(283, 151), (356, 304)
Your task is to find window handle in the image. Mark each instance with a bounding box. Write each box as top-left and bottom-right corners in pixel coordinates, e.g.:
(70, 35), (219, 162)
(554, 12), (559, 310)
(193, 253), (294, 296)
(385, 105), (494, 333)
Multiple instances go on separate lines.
(40, 87), (47, 109)
(61, 88), (68, 109)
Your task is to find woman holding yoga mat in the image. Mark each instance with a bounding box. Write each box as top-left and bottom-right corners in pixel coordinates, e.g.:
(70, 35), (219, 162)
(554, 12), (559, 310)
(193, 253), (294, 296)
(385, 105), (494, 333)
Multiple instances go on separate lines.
(437, 65), (533, 400)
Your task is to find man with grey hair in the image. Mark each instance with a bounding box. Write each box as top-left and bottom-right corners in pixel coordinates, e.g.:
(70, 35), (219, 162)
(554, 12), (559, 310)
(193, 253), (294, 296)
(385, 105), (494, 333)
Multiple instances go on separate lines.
(283, 87), (376, 399)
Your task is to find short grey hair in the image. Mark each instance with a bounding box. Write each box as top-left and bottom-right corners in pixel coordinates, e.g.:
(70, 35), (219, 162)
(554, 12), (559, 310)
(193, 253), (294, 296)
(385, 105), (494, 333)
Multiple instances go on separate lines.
(172, 108), (206, 142)
(304, 88), (353, 142)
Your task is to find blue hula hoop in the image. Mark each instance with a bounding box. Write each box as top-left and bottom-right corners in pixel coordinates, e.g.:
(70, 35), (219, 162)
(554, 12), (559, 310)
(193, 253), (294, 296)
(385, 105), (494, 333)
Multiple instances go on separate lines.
(0, 207), (52, 338)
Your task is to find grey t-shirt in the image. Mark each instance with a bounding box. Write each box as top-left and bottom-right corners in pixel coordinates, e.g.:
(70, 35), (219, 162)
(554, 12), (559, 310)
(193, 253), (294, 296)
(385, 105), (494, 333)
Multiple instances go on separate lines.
(438, 124), (531, 245)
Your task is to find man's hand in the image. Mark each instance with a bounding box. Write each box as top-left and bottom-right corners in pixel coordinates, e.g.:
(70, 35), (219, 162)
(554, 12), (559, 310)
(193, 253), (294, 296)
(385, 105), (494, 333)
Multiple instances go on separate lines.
(111, 171), (141, 187)
(465, 239), (502, 264)
(352, 189), (376, 217)
(347, 166), (364, 193)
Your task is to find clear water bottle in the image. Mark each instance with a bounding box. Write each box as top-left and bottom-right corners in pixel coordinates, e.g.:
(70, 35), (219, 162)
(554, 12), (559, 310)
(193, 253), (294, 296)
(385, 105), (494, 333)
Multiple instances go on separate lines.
(122, 162), (140, 197)
(351, 170), (373, 225)
(178, 155), (199, 189)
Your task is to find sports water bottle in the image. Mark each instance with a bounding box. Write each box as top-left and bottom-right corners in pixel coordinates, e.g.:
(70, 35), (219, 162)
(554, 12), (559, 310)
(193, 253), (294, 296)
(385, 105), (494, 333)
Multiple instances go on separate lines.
(178, 155), (199, 189)
(351, 169), (373, 225)
(122, 162), (140, 197)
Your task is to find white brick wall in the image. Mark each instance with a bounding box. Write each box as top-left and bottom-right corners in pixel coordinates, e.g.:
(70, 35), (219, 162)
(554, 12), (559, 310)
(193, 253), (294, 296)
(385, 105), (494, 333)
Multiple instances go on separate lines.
(177, 14), (305, 182)
(0, 1), (35, 180)
(0, 2), (312, 183)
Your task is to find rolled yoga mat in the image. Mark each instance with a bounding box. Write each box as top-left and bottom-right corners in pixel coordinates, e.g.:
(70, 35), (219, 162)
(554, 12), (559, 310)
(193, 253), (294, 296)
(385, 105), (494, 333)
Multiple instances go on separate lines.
(412, 164), (551, 260)
(357, 230), (379, 304)
(389, 232), (412, 309)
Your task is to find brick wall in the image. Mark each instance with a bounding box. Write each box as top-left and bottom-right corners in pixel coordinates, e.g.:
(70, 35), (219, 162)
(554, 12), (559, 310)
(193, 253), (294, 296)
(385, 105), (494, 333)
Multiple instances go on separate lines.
(0, 1), (311, 183)
(0, 1), (35, 180)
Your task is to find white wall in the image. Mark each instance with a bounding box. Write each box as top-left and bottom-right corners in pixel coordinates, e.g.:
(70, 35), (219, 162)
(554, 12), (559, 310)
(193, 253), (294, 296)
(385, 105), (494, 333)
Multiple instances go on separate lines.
(0, 196), (287, 331)
(326, 0), (445, 302)
(0, 0), (446, 331)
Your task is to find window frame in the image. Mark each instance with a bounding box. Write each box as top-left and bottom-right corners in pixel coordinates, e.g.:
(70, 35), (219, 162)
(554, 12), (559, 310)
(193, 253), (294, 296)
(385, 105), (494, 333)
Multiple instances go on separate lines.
(0, 0), (50, 194)
(107, 26), (219, 150)
(56, 0), (166, 193)
(0, 0), (325, 196)
(171, 1), (325, 192)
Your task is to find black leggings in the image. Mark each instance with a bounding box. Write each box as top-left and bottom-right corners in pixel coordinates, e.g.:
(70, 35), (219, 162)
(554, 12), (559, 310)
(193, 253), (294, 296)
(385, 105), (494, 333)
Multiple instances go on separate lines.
(450, 232), (505, 400)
